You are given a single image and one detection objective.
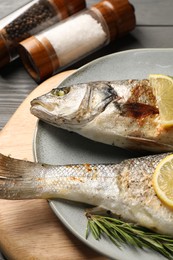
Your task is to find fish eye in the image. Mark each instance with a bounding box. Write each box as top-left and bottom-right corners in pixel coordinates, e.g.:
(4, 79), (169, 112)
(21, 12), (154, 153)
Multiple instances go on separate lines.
(51, 87), (70, 97)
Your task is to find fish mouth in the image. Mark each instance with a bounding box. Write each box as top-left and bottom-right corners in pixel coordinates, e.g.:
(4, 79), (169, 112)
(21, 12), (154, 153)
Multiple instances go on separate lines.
(31, 99), (55, 112)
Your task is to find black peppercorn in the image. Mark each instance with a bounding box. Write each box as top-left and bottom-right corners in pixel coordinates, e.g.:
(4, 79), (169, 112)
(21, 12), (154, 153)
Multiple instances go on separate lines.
(4, 0), (57, 41)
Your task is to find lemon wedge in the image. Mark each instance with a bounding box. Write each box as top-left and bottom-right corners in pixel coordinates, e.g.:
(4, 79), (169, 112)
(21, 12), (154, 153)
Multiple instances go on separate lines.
(153, 154), (173, 208)
(149, 74), (173, 127)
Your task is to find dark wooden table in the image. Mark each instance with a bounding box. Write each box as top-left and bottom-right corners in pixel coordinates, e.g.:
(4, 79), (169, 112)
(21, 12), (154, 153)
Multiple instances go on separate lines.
(0, 0), (173, 259)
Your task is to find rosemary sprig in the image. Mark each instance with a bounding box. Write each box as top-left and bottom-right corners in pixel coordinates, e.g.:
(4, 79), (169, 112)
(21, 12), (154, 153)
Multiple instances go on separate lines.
(85, 213), (173, 260)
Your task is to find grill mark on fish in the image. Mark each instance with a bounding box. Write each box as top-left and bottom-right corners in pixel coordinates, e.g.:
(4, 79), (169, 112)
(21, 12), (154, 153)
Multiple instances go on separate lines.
(119, 103), (159, 119)
(113, 80), (158, 119)
(129, 80), (156, 105)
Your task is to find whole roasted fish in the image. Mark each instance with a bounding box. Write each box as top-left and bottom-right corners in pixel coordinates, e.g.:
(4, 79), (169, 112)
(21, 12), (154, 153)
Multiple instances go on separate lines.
(31, 79), (173, 152)
(1, 152), (173, 235)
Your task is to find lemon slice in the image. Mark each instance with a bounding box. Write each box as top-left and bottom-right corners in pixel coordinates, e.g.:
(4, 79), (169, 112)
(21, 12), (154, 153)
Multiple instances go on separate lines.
(149, 74), (173, 127)
(153, 154), (173, 208)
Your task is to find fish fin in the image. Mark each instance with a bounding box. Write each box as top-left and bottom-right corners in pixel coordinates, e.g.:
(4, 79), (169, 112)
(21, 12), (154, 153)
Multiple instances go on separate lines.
(125, 136), (173, 152)
(85, 206), (110, 215)
(0, 153), (44, 200)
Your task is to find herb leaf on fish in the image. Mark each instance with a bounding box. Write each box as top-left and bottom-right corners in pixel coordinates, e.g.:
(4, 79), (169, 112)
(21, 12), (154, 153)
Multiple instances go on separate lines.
(86, 213), (173, 260)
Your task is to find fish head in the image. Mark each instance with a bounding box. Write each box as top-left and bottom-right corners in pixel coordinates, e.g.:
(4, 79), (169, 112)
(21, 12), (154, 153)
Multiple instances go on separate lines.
(30, 82), (115, 129)
(31, 84), (88, 128)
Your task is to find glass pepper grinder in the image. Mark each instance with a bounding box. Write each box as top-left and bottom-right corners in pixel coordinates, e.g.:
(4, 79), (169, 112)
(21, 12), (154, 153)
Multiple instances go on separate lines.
(19, 0), (136, 83)
(0, 0), (86, 68)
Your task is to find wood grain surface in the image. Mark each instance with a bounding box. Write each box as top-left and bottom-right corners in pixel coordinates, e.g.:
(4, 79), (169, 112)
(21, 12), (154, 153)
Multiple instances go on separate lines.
(0, 71), (107, 260)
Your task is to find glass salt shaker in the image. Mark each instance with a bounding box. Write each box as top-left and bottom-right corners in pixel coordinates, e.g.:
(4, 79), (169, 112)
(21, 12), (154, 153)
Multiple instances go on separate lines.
(19, 0), (136, 83)
(0, 0), (86, 68)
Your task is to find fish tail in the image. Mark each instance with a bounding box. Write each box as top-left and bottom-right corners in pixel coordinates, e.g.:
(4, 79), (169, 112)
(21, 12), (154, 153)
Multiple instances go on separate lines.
(0, 153), (47, 200)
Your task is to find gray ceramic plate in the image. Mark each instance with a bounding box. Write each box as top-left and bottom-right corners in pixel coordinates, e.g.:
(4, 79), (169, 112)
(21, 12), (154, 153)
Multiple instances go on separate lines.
(33, 49), (173, 260)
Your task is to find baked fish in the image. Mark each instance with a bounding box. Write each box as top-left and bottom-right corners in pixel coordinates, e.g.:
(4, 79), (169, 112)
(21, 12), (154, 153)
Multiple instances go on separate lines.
(31, 79), (173, 152)
(0, 152), (173, 235)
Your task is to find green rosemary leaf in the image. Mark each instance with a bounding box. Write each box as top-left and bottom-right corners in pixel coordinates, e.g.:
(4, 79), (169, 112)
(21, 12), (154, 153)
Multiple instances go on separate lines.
(88, 220), (100, 240)
(91, 220), (101, 239)
(85, 221), (90, 239)
(85, 213), (173, 260)
(164, 243), (173, 249)
(93, 217), (121, 247)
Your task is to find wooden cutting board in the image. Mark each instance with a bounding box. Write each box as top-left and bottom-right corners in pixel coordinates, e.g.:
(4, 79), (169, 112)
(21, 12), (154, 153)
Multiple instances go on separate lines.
(0, 71), (107, 260)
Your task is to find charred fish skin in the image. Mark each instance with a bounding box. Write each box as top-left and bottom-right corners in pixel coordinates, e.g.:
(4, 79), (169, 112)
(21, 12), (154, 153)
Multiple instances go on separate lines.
(1, 152), (173, 235)
(30, 79), (173, 152)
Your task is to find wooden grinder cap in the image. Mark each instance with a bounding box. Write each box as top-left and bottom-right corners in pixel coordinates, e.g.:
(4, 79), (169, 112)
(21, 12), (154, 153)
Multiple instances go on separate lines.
(18, 36), (57, 83)
(92, 0), (136, 41)
(50, 0), (86, 19)
(0, 33), (10, 69)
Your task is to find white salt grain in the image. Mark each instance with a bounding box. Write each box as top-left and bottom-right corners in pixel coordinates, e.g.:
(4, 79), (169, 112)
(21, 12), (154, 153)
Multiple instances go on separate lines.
(37, 14), (107, 67)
